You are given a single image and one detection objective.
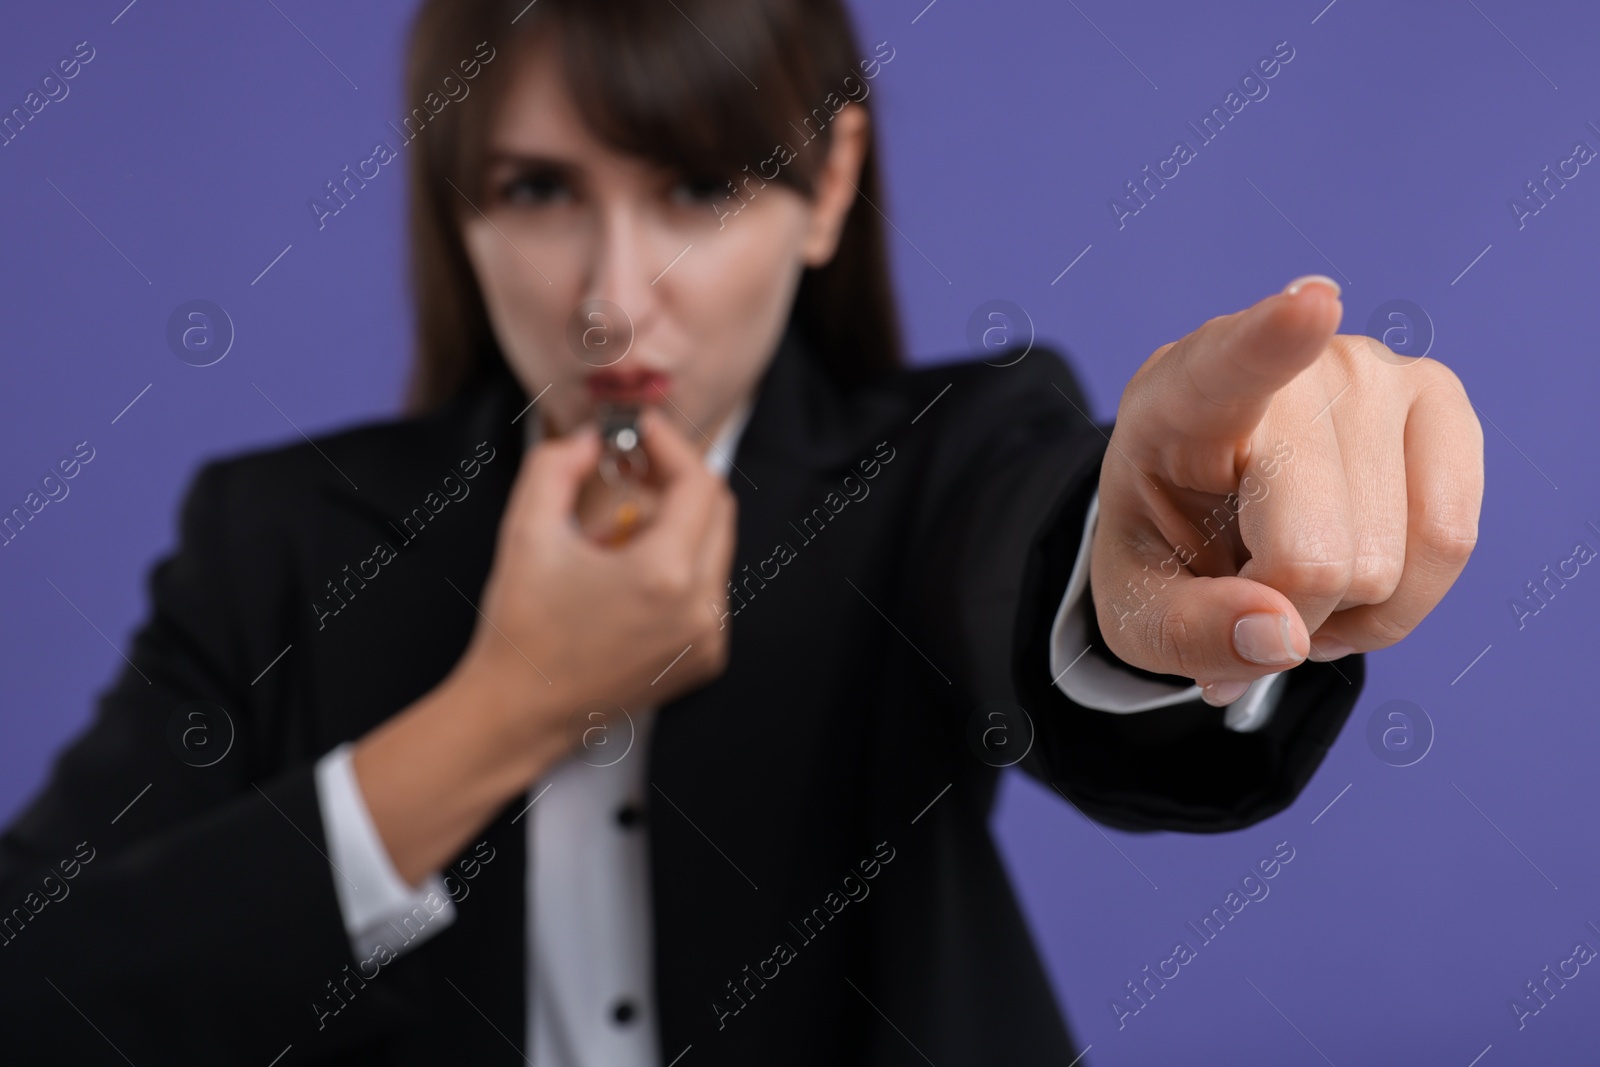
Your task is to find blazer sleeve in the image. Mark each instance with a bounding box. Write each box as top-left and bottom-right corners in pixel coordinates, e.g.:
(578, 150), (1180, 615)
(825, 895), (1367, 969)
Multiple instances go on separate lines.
(0, 460), (400, 1061)
(907, 347), (1364, 835)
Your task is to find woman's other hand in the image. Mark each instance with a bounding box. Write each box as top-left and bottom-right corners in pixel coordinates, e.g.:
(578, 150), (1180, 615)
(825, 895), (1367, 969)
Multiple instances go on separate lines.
(352, 405), (737, 885)
(461, 403), (739, 733)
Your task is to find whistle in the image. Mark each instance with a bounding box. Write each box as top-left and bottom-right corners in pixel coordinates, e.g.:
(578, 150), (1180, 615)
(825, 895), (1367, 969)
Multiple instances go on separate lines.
(596, 401), (649, 545)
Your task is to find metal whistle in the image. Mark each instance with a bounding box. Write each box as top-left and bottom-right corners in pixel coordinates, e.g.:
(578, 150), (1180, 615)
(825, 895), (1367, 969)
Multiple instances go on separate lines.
(597, 401), (649, 487)
(595, 401), (649, 545)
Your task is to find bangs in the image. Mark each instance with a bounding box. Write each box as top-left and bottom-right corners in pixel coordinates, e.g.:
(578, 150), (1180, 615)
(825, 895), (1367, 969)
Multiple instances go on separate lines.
(487, 0), (835, 198)
(561, 1), (824, 192)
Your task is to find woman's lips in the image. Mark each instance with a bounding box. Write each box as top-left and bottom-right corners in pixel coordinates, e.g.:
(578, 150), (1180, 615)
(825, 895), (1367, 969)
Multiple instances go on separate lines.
(585, 368), (672, 403)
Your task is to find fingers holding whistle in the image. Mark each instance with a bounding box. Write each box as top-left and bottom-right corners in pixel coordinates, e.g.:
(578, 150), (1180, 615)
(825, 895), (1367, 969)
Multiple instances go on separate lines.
(628, 407), (738, 580)
(511, 419), (602, 544)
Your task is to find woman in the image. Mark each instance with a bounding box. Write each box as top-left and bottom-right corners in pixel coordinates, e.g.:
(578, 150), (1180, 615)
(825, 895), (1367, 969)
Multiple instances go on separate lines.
(0, 0), (1481, 1063)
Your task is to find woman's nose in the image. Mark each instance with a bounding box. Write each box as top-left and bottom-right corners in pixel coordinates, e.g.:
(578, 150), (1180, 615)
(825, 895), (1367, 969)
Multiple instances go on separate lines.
(581, 208), (661, 334)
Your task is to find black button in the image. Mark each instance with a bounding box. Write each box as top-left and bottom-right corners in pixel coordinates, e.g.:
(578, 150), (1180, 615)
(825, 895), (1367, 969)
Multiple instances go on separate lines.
(612, 998), (637, 1024)
(615, 802), (644, 829)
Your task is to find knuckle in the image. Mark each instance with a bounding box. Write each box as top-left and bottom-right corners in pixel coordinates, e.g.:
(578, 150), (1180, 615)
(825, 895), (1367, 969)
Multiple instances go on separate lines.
(1153, 606), (1202, 679)
(1363, 612), (1412, 647)
(642, 559), (694, 600)
(1416, 355), (1465, 392)
(1329, 333), (1369, 368)
(1273, 554), (1356, 602)
(1347, 552), (1404, 603)
(683, 471), (717, 508)
(1418, 361), (1482, 433)
(1146, 339), (1182, 366)
(1334, 332), (1396, 372)
(528, 437), (570, 471)
(1333, 336), (1396, 392)
(1417, 515), (1478, 571)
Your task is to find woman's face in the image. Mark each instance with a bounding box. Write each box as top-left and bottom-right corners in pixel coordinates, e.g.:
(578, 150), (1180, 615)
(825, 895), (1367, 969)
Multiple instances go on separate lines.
(460, 31), (870, 449)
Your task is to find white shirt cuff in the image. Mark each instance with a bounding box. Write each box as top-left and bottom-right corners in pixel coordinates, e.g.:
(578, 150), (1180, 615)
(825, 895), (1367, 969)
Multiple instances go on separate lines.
(314, 741), (457, 960)
(1047, 489), (1285, 733)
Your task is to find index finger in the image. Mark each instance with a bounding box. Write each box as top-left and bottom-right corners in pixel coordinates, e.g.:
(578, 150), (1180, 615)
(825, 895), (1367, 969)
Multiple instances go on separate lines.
(634, 404), (701, 487)
(627, 405), (725, 561)
(1141, 275), (1344, 449)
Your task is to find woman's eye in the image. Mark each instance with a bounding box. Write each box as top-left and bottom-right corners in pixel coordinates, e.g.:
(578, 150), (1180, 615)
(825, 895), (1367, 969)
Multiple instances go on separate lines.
(500, 172), (570, 206)
(670, 175), (730, 205)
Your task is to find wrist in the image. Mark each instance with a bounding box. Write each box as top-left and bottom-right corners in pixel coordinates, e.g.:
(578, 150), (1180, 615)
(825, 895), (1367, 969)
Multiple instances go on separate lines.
(431, 655), (570, 786)
(349, 661), (569, 885)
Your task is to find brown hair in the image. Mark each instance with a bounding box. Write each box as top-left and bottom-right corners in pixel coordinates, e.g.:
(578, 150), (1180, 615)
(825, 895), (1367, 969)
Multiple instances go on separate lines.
(398, 0), (905, 414)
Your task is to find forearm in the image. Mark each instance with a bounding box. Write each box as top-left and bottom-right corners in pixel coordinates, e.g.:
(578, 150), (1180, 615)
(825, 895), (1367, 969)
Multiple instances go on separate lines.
(352, 665), (566, 886)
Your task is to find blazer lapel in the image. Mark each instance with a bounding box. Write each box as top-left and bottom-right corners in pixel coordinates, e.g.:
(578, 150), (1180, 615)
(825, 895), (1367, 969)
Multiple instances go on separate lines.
(732, 324), (906, 476)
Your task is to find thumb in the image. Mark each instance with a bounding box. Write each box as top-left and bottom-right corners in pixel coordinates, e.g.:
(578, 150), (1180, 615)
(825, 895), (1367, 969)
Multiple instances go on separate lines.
(1091, 546), (1312, 698)
(518, 420), (603, 532)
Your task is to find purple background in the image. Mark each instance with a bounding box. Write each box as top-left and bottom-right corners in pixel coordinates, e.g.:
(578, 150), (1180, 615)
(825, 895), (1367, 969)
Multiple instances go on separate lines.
(3, 1), (1598, 1062)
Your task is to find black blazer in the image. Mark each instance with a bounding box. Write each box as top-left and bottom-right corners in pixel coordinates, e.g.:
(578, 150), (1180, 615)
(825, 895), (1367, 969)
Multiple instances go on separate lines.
(0, 325), (1362, 1065)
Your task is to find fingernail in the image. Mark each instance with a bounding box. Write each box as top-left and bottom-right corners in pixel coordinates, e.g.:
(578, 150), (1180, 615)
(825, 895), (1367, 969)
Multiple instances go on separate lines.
(1201, 680), (1251, 707)
(1308, 637), (1354, 661)
(1282, 274), (1341, 299)
(1233, 613), (1303, 666)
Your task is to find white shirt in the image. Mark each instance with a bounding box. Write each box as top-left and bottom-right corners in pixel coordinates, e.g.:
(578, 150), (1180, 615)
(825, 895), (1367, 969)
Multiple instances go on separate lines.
(314, 396), (1286, 1064)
